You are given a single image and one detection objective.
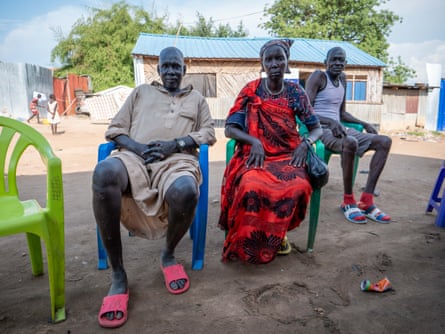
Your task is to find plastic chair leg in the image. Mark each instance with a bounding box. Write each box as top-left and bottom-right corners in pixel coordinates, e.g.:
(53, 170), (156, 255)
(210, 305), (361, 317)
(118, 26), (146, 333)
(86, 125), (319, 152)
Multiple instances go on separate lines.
(26, 232), (44, 276)
(426, 161), (445, 213)
(307, 188), (321, 252)
(44, 234), (66, 323)
(96, 227), (109, 270)
(351, 155), (360, 185)
(309, 144), (359, 252)
(191, 212), (205, 270)
(435, 187), (445, 227)
(426, 161), (445, 227)
(192, 144), (209, 270)
(324, 150), (360, 185)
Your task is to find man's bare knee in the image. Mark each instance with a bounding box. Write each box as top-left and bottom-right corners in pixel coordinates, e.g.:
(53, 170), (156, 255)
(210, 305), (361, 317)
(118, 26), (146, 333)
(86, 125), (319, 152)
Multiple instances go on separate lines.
(342, 136), (358, 153)
(380, 135), (392, 151)
(93, 159), (127, 190)
(166, 177), (198, 207)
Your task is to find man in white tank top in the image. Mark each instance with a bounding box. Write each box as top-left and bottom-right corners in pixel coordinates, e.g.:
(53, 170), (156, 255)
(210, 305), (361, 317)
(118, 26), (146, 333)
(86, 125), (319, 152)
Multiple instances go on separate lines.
(305, 47), (392, 224)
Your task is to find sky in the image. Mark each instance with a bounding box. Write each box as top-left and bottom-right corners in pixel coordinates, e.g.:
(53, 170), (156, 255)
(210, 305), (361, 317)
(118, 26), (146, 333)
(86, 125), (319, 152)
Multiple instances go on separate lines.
(1, 0), (444, 84)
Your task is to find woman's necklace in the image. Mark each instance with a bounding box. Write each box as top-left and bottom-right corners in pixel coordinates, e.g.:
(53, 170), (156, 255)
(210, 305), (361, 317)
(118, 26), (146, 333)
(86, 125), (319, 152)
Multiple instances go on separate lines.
(264, 79), (285, 95)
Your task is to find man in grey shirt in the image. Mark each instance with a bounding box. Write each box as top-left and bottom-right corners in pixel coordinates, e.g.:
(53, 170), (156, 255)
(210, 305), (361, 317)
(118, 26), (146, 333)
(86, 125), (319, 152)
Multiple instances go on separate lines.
(93, 46), (216, 328)
(305, 46), (391, 225)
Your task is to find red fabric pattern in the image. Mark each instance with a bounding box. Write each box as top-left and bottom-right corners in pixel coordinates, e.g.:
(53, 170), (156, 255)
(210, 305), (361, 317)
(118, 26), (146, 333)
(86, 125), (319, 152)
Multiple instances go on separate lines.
(219, 79), (312, 264)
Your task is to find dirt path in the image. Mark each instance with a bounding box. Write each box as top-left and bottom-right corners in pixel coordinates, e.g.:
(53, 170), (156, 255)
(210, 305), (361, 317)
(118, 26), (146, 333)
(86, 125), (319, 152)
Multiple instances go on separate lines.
(1, 116), (444, 333)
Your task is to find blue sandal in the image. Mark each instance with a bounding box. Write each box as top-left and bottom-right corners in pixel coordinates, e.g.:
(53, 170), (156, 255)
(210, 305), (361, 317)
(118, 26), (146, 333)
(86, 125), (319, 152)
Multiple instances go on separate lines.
(341, 204), (367, 224)
(361, 205), (391, 223)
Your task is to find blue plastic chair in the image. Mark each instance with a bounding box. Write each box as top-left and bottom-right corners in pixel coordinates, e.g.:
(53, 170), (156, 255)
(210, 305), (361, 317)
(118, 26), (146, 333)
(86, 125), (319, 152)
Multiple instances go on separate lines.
(426, 160), (445, 227)
(96, 142), (209, 270)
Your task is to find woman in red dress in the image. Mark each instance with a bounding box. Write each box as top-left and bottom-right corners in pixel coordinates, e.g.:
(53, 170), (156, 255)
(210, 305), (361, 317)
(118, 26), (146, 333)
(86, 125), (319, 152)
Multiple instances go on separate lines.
(219, 39), (322, 264)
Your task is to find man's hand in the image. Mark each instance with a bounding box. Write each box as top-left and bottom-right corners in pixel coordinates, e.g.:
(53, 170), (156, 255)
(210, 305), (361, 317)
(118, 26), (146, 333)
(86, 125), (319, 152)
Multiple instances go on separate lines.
(142, 140), (177, 164)
(363, 123), (378, 134)
(331, 121), (347, 138)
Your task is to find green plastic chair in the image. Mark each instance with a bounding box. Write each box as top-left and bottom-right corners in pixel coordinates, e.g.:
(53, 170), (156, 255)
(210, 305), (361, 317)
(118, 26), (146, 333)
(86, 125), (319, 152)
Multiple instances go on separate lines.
(225, 119), (363, 252)
(300, 120), (363, 251)
(0, 116), (65, 323)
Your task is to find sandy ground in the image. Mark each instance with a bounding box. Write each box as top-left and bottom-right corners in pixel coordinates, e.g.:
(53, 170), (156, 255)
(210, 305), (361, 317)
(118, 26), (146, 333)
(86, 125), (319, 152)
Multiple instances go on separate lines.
(1, 116), (445, 334)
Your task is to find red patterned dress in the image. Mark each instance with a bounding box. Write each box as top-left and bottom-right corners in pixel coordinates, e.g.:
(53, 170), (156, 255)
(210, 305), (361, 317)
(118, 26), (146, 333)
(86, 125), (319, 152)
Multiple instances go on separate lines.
(218, 78), (319, 264)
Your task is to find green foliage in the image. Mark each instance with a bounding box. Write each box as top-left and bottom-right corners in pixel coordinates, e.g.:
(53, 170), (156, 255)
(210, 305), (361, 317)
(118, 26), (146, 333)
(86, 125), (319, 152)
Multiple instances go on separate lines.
(52, 1), (168, 91)
(406, 131), (424, 136)
(51, 4), (247, 91)
(384, 56), (416, 84)
(262, 0), (417, 83)
(262, 0), (400, 61)
(174, 12), (247, 37)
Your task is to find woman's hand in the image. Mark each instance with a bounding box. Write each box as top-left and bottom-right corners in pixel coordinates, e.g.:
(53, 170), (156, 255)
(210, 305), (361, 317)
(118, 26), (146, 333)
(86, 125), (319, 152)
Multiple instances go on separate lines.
(246, 139), (265, 168)
(290, 140), (309, 167)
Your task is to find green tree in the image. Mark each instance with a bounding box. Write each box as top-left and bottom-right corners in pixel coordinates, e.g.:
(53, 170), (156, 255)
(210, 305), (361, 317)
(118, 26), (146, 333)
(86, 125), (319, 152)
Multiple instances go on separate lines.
(215, 22), (247, 38)
(175, 12), (247, 37)
(262, 0), (398, 62)
(51, 1), (168, 91)
(51, 4), (247, 91)
(384, 56), (416, 84)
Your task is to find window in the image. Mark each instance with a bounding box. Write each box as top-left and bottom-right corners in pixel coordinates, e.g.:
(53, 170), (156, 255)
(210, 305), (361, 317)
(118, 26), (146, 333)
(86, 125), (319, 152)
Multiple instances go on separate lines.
(346, 75), (367, 101)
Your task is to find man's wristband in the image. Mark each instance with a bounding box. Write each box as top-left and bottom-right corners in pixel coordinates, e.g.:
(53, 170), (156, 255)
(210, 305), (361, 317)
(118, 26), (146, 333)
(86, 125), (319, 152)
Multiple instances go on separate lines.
(175, 136), (197, 153)
(175, 138), (187, 152)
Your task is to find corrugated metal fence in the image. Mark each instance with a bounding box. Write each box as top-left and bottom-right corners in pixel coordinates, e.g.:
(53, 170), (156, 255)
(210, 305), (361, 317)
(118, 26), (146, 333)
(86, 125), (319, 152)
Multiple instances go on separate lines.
(53, 74), (90, 115)
(0, 62), (91, 120)
(0, 62), (53, 120)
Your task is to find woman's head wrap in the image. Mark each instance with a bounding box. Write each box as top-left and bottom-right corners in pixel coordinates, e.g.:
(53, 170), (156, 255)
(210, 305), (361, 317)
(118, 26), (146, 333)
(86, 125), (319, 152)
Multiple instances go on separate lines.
(259, 39), (293, 73)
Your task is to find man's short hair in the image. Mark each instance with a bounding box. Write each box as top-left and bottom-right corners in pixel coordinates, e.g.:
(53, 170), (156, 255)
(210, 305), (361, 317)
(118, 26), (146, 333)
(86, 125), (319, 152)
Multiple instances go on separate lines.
(159, 46), (184, 59)
(325, 47), (345, 62)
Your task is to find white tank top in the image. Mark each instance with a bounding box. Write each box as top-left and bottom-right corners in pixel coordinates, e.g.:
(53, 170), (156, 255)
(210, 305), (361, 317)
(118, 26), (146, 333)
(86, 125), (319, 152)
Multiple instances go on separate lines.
(313, 72), (344, 122)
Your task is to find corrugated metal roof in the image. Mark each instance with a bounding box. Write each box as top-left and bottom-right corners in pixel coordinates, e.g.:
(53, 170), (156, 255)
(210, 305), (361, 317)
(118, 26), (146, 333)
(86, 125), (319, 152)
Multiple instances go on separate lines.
(132, 33), (386, 67)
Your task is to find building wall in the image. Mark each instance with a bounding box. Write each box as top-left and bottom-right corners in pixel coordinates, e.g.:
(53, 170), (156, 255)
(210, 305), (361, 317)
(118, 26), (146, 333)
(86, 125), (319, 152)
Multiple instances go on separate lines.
(139, 57), (384, 126)
(381, 87), (428, 130)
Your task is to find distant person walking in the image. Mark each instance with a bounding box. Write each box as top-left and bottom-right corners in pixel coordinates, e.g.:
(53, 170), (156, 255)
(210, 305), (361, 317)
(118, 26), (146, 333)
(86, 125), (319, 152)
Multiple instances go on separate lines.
(27, 94), (42, 123)
(47, 94), (61, 135)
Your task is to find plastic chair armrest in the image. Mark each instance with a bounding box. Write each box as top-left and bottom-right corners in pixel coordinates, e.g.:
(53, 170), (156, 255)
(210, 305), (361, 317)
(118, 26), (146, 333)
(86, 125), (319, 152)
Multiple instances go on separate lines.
(342, 121), (364, 132)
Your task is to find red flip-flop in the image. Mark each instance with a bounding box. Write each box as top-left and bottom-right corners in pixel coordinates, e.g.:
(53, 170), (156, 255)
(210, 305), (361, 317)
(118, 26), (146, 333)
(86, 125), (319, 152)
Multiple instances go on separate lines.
(98, 290), (129, 328)
(160, 264), (190, 294)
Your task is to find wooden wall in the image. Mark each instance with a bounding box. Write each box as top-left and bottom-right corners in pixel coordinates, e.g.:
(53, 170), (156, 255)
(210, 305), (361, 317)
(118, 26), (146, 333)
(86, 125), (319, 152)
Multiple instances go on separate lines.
(381, 87), (428, 130)
(140, 57), (384, 126)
